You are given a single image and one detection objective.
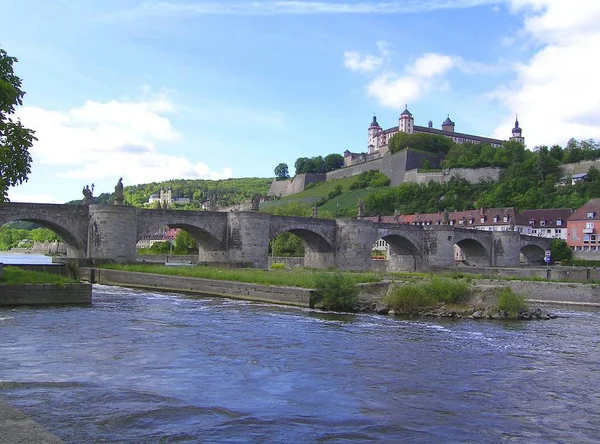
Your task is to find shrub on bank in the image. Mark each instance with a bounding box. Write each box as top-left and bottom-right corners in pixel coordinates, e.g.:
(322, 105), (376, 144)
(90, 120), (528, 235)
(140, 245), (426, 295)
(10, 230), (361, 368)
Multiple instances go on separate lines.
(312, 272), (359, 312)
(270, 263), (285, 270)
(496, 287), (528, 316)
(384, 277), (470, 313)
(0, 267), (76, 285)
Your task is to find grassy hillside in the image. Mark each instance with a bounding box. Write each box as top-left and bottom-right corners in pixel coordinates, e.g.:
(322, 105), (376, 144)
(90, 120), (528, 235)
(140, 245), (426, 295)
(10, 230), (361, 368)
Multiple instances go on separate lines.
(261, 173), (388, 218)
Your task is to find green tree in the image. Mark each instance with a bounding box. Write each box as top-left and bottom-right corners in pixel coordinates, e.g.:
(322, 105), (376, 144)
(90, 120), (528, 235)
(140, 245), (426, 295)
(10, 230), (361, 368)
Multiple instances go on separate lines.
(324, 153), (344, 172)
(551, 239), (572, 263)
(173, 230), (198, 254)
(270, 232), (305, 257)
(0, 47), (37, 202)
(274, 163), (289, 179)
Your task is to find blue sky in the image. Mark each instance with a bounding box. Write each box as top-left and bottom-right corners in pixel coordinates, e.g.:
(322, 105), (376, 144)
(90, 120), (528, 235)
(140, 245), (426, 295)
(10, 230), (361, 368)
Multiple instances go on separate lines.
(3, 0), (600, 203)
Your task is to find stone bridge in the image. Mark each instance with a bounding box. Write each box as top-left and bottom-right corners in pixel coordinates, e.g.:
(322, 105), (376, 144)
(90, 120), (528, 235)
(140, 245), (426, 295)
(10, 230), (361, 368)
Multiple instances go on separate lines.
(0, 203), (551, 271)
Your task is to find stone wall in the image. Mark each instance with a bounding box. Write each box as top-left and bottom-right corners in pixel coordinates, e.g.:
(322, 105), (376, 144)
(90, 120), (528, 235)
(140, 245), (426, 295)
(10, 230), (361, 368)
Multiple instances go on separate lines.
(268, 257), (304, 268)
(137, 254), (198, 264)
(267, 173), (326, 197)
(560, 159), (600, 175)
(403, 167), (502, 185)
(0, 283), (91, 306)
(91, 268), (312, 307)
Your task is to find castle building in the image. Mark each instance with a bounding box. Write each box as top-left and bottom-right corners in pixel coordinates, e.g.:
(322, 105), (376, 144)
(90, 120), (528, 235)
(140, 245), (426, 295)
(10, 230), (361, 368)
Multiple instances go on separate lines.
(367, 106), (524, 155)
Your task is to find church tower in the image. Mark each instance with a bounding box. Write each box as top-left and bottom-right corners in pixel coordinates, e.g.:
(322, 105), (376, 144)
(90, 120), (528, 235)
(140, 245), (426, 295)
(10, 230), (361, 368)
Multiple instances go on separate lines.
(368, 115), (382, 154)
(398, 106), (414, 134)
(509, 115), (525, 145)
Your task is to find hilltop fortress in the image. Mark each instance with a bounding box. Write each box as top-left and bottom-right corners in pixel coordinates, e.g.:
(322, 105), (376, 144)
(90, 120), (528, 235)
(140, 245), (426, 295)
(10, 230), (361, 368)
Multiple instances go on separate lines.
(268, 107), (525, 198)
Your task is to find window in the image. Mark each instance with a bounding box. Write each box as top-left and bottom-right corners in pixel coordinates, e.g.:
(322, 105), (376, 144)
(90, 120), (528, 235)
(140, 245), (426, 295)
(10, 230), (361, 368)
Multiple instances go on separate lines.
(540, 220), (546, 227)
(469, 219), (474, 225)
(481, 217), (486, 223)
(556, 220), (562, 226)
(493, 216), (499, 223)
(529, 219), (535, 225)
(459, 220), (464, 225)
(586, 222), (595, 229)
(587, 212), (596, 219)
(503, 216), (509, 223)
(584, 234), (590, 242)
(592, 235), (597, 242)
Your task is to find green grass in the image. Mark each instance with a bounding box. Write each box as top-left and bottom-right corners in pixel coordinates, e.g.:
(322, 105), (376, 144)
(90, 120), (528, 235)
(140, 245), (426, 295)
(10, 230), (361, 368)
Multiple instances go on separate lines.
(261, 176), (382, 217)
(496, 287), (528, 315)
(101, 264), (381, 288)
(0, 267), (77, 285)
(384, 277), (470, 313)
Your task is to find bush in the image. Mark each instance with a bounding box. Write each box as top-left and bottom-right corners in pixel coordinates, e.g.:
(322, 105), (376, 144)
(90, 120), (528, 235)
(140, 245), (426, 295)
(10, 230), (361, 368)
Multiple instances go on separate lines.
(384, 277), (469, 313)
(328, 184), (343, 200)
(270, 263), (285, 269)
(349, 170), (390, 190)
(312, 272), (359, 312)
(496, 287), (528, 315)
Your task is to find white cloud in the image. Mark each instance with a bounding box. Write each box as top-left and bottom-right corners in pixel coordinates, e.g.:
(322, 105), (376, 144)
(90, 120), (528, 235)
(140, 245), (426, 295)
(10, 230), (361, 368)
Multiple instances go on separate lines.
(16, 97), (233, 186)
(7, 192), (63, 204)
(491, 0), (600, 147)
(343, 41), (390, 73)
(366, 53), (456, 109)
(118, 1), (502, 17)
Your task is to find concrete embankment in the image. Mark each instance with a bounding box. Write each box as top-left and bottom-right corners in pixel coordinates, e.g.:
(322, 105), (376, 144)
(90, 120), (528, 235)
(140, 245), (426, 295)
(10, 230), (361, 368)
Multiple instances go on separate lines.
(82, 268), (600, 308)
(0, 283), (91, 307)
(0, 397), (63, 443)
(84, 268), (314, 307)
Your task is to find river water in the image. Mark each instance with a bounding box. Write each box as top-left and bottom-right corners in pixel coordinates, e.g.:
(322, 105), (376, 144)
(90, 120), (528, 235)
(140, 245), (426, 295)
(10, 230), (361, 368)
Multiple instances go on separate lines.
(1, 284), (600, 443)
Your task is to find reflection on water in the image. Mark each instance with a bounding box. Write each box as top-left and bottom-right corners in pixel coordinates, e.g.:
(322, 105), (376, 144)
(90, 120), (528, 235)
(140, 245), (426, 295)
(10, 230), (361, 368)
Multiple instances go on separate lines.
(1, 285), (600, 443)
(0, 253), (54, 264)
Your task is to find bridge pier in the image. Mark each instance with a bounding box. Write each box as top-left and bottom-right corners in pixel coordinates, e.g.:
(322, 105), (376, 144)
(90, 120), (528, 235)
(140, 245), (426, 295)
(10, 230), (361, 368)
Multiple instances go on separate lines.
(334, 220), (374, 271)
(88, 205), (138, 263)
(422, 226), (456, 269)
(491, 232), (521, 267)
(226, 212), (270, 268)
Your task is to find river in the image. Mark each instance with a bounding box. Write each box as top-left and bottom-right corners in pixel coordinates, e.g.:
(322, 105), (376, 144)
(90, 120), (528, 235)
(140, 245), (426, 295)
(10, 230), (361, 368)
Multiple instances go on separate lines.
(1, 284), (599, 443)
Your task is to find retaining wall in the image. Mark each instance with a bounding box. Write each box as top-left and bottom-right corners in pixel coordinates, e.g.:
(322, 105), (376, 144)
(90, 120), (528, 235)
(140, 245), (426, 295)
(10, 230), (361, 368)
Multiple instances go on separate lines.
(87, 268), (313, 307)
(137, 255), (198, 264)
(0, 283), (91, 307)
(268, 257), (304, 268)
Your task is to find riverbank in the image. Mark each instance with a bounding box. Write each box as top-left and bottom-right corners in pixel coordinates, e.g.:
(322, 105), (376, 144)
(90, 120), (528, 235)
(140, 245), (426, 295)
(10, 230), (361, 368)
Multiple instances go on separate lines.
(0, 397), (63, 443)
(83, 267), (600, 311)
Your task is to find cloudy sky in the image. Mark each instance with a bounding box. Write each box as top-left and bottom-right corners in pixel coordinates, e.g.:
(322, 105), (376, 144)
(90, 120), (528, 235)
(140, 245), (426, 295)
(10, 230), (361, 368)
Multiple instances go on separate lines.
(3, 0), (600, 203)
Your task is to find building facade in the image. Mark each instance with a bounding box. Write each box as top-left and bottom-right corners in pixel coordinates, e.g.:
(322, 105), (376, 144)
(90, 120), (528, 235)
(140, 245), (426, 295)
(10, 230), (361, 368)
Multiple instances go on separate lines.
(366, 107), (524, 155)
(567, 199), (600, 252)
(521, 209), (573, 240)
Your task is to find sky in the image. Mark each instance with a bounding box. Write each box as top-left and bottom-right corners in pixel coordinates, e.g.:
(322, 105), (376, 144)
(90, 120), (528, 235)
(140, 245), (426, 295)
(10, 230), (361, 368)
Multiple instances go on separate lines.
(3, 0), (600, 203)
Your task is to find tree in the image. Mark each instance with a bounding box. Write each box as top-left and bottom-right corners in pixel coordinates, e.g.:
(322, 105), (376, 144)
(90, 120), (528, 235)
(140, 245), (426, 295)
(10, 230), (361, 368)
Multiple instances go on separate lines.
(324, 153), (344, 172)
(173, 230), (198, 254)
(274, 163), (289, 179)
(0, 47), (36, 202)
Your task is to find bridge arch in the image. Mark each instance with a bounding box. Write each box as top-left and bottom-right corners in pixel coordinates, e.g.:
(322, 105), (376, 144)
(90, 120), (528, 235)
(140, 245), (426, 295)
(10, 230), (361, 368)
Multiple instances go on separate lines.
(454, 238), (491, 267)
(0, 205), (88, 259)
(137, 222), (226, 263)
(520, 244), (546, 265)
(380, 234), (422, 271)
(269, 216), (336, 269)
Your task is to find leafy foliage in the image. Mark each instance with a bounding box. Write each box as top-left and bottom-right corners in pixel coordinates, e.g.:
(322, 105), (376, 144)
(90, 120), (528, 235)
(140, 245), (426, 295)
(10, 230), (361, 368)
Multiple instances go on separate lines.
(0, 224), (59, 250)
(270, 232), (305, 257)
(274, 163), (289, 179)
(388, 132), (454, 155)
(550, 239), (572, 263)
(0, 266), (76, 285)
(384, 277), (469, 314)
(312, 271), (359, 312)
(496, 287), (528, 315)
(0, 47), (37, 202)
(349, 170), (390, 190)
(294, 153), (344, 175)
(173, 230), (198, 254)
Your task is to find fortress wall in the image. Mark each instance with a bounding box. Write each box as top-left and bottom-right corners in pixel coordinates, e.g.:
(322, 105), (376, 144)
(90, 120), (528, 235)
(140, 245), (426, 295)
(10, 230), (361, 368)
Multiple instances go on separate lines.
(326, 156), (387, 181)
(404, 167), (502, 185)
(560, 159), (600, 175)
(267, 173), (326, 197)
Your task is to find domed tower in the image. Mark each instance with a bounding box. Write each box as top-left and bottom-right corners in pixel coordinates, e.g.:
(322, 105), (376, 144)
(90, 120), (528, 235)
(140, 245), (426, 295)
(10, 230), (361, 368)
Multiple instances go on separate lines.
(368, 115), (382, 154)
(442, 115), (455, 133)
(509, 115), (525, 145)
(399, 105), (414, 134)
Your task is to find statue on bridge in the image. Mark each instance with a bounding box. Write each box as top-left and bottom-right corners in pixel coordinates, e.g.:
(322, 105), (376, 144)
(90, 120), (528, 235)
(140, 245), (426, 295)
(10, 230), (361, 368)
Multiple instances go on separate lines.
(82, 185), (93, 205)
(393, 209), (400, 223)
(311, 205), (318, 218)
(443, 208), (450, 225)
(357, 199), (364, 218)
(114, 178), (124, 205)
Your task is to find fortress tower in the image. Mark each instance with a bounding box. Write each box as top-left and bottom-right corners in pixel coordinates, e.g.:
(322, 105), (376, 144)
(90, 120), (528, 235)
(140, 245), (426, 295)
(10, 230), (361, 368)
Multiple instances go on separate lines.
(398, 106), (414, 134)
(509, 115), (525, 145)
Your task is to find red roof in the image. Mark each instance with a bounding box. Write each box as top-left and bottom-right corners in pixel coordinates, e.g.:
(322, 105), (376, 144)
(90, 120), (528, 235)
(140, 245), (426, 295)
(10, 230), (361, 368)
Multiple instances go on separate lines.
(567, 199), (600, 221)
